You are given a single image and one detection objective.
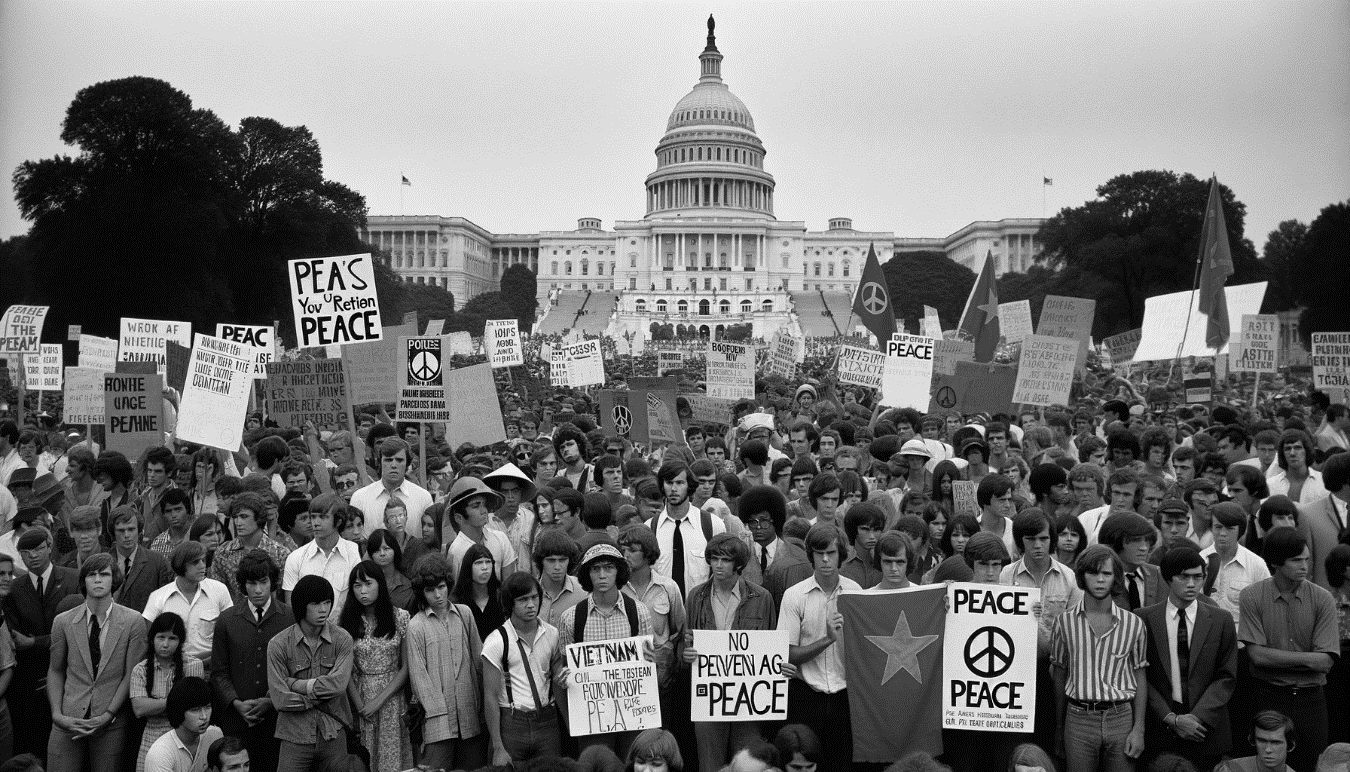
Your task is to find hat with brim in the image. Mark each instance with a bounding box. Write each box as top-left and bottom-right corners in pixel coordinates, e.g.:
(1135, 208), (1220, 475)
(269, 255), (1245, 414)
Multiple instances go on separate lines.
(446, 477), (504, 515)
(12, 505), (47, 528)
(483, 462), (537, 503)
(6, 468), (36, 490)
(577, 542), (629, 592)
(900, 439), (934, 460)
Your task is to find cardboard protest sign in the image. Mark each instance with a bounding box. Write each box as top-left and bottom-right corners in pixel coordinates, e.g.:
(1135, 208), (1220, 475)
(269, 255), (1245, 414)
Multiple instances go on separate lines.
(1311, 332), (1350, 404)
(1232, 315), (1279, 374)
(557, 339), (605, 387)
(342, 336), (401, 406)
(1183, 362), (1212, 404)
(922, 306), (943, 339)
(263, 360), (347, 429)
(1011, 335), (1079, 407)
(690, 630), (789, 723)
(952, 480), (980, 518)
(684, 394), (735, 426)
(883, 334), (936, 411)
(288, 253), (383, 347)
(177, 334), (256, 450)
(396, 336), (452, 422)
(446, 331), (475, 356)
(104, 373), (164, 461)
(1035, 296), (1095, 375)
(1103, 329), (1143, 371)
(216, 324), (276, 377)
(119, 317), (192, 373)
(706, 342), (754, 400)
(943, 583), (1040, 732)
(423, 319), (445, 336)
(62, 367), (105, 425)
(928, 360), (1017, 416)
(445, 364), (507, 447)
(657, 351), (684, 376)
(484, 319), (524, 367)
(25, 345), (63, 391)
(765, 329), (799, 379)
(998, 300), (1033, 344)
(565, 636), (661, 736)
(78, 335), (119, 371)
(67, 325), (81, 342)
(0, 305), (49, 353)
(165, 341), (192, 393)
(631, 377), (680, 444)
(1133, 282), (1267, 361)
(933, 339), (975, 376)
(837, 345), (885, 390)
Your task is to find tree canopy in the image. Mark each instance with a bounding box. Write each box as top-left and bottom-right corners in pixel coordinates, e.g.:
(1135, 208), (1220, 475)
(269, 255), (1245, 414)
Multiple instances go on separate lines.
(881, 250), (976, 331)
(499, 264), (539, 333)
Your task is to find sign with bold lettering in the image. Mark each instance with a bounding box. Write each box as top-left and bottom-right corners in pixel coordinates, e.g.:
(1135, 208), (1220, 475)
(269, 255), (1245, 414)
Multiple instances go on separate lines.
(558, 339), (605, 388)
(78, 335), (119, 371)
(104, 373), (163, 461)
(1035, 296), (1095, 375)
(690, 630), (789, 723)
(396, 336), (451, 422)
(63, 367), (105, 425)
(837, 345), (885, 390)
(25, 344), (63, 390)
(177, 334), (256, 450)
(1011, 335), (1079, 407)
(706, 342), (754, 400)
(658, 351), (685, 376)
(1103, 329), (1143, 371)
(999, 300), (1033, 345)
(484, 319), (524, 367)
(565, 636), (661, 736)
(288, 253), (383, 347)
(933, 339), (975, 376)
(884, 334), (936, 410)
(0, 304), (49, 354)
(1232, 315), (1278, 374)
(445, 364), (507, 447)
(216, 324), (276, 377)
(118, 317), (192, 373)
(943, 583), (1040, 732)
(263, 360), (347, 429)
(1312, 332), (1350, 404)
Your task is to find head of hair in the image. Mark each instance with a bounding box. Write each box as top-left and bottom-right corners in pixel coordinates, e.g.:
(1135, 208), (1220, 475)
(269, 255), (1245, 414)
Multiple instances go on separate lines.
(592, 454), (624, 488)
(1006, 743), (1057, 772)
(1250, 709), (1296, 747)
(773, 723), (823, 765)
(411, 553), (455, 610)
(68, 505), (101, 534)
(739, 438), (769, 466)
(1099, 512), (1158, 553)
(453, 543), (501, 605)
(738, 485), (788, 535)
(499, 571), (543, 613)
(170, 540), (207, 576)
(78, 552), (123, 596)
(1225, 464), (1269, 500)
(581, 492), (613, 530)
(876, 530), (918, 567)
(617, 523), (660, 565)
(1068, 463), (1106, 497)
(1257, 495), (1300, 532)
(1159, 545), (1207, 583)
(1012, 508), (1052, 546)
(532, 528), (581, 573)
(144, 611), (188, 693)
(963, 531), (1010, 568)
(843, 502), (884, 542)
(189, 514), (220, 543)
(93, 451), (135, 489)
(804, 522), (848, 565)
(1326, 544), (1350, 590)
(235, 549), (280, 595)
(290, 574), (336, 616)
(1028, 463), (1068, 500)
(207, 736), (248, 770)
(940, 513), (981, 557)
(1077, 436), (1107, 464)
(552, 422), (589, 459)
(1053, 514), (1088, 559)
(165, 675), (212, 728)
(1208, 501), (1248, 534)
(807, 472), (841, 510)
(1075, 544), (1125, 594)
(366, 527), (404, 565)
(253, 436), (290, 470)
(627, 728), (683, 772)
(578, 545), (630, 592)
(1106, 429), (1142, 460)
(1323, 451), (1350, 494)
(307, 492), (348, 533)
(704, 532), (750, 574)
(339, 560), (394, 640)
(1262, 527), (1307, 568)
(143, 445), (175, 473)
(1276, 429), (1315, 471)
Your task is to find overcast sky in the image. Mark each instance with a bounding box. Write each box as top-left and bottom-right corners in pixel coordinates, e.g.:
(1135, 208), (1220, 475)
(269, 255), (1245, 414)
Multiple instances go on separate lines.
(2, 1), (1347, 249)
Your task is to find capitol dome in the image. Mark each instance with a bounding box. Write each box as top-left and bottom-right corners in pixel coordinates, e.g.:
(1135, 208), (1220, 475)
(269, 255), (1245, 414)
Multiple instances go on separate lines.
(665, 81), (755, 133)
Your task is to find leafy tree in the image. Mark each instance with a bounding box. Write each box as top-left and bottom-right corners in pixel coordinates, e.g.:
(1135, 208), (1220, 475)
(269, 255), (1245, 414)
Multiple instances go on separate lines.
(0, 237), (34, 316)
(1290, 201), (1350, 346)
(881, 250), (976, 330)
(400, 282), (456, 331)
(499, 264), (539, 333)
(1258, 219), (1306, 313)
(452, 291), (516, 337)
(720, 323), (753, 342)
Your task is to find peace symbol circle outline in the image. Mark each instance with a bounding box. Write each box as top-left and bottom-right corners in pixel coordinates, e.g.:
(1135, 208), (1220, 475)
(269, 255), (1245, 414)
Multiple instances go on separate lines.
(612, 406), (633, 435)
(409, 350), (440, 382)
(964, 625), (1015, 678)
(936, 386), (957, 409)
(861, 282), (889, 315)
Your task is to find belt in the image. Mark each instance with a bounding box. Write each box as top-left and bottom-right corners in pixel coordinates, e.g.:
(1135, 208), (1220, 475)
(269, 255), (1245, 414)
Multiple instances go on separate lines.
(1259, 683), (1322, 697)
(1068, 698), (1130, 711)
(502, 704), (555, 717)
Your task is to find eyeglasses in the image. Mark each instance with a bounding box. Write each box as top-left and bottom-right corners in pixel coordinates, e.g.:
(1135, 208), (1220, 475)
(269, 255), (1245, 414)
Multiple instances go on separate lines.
(335, 480), (358, 490)
(745, 516), (775, 527)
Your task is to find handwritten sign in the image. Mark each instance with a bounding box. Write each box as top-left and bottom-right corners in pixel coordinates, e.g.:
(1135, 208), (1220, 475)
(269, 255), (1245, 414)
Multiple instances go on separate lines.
(1133, 282), (1268, 361)
(1232, 315), (1278, 374)
(341, 335), (399, 406)
(658, 351), (685, 376)
(288, 253), (383, 347)
(884, 334), (936, 411)
(943, 583), (1040, 732)
(177, 334), (256, 450)
(565, 636), (661, 736)
(1035, 296), (1095, 375)
(685, 394), (735, 426)
(25, 344), (63, 391)
(952, 480), (980, 518)
(396, 336), (452, 421)
(1011, 335), (1079, 407)
(104, 373), (163, 461)
(999, 300), (1033, 344)
(264, 360), (347, 429)
(934, 339), (975, 376)
(78, 334), (119, 371)
(1103, 329), (1143, 371)
(837, 345), (885, 390)
(62, 367), (105, 425)
(765, 329), (800, 380)
(1312, 332), (1350, 404)
(484, 319), (524, 367)
(216, 324), (276, 377)
(706, 342), (754, 400)
(445, 364), (507, 447)
(0, 305), (49, 353)
(561, 339), (605, 388)
(119, 317), (192, 373)
(691, 630), (789, 722)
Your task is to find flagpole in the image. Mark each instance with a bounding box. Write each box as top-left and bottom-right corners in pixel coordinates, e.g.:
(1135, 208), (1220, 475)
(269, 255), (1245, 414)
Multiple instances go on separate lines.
(1169, 175), (1215, 386)
(399, 174), (405, 216)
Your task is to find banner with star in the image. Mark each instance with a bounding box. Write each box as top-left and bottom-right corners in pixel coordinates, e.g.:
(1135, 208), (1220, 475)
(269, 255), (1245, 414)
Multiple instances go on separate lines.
(956, 250), (1000, 362)
(839, 585), (946, 762)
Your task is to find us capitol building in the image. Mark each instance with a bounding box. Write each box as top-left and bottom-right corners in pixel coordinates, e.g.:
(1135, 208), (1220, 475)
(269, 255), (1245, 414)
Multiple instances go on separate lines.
(359, 17), (1044, 342)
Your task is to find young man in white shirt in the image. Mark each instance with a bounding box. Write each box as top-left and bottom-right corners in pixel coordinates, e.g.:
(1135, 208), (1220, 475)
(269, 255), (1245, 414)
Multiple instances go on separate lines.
(1198, 502), (1270, 626)
(481, 573), (563, 765)
(281, 495), (360, 620)
(349, 438), (432, 538)
(446, 478), (517, 580)
(143, 676), (224, 772)
(143, 541), (233, 667)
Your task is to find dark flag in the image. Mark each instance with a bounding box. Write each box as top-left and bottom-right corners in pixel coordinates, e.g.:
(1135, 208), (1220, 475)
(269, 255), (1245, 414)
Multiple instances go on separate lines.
(401, 175), (412, 186)
(957, 250), (1001, 362)
(852, 242), (896, 344)
(1196, 176), (1234, 349)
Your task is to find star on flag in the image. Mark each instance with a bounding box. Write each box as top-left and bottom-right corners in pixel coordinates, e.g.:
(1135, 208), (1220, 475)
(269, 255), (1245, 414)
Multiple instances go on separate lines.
(865, 610), (940, 685)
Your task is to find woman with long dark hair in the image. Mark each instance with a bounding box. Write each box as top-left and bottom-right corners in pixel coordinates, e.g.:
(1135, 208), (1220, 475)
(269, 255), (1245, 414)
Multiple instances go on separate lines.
(339, 559), (412, 772)
(131, 612), (203, 769)
(366, 528), (415, 610)
(929, 460), (961, 517)
(452, 542), (504, 639)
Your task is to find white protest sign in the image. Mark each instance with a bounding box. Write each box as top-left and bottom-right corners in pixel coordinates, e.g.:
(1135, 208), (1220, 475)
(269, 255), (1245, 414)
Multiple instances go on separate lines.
(78, 335), (119, 371)
(119, 317), (192, 373)
(883, 334), (936, 410)
(264, 361), (347, 429)
(288, 253), (383, 348)
(177, 334), (256, 450)
(765, 329), (799, 379)
(424, 319), (445, 336)
(484, 319), (524, 367)
(706, 342), (754, 400)
(1103, 329), (1143, 371)
(922, 306), (943, 339)
(446, 331), (475, 356)
(943, 583), (1040, 732)
(0, 305), (49, 353)
(216, 324), (275, 377)
(934, 339), (975, 376)
(26, 345), (63, 390)
(690, 630), (789, 723)
(445, 364), (508, 446)
(62, 367), (105, 425)
(1035, 296), (1095, 375)
(999, 300), (1033, 344)
(658, 351), (685, 376)
(837, 345), (886, 390)
(1133, 282), (1268, 361)
(563, 339), (605, 387)
(396, 336), (452, 422)
(1011, 335), (1079, 407)
(540, 343), (553, 364)
(565, 636), (661, 736)
(1312, 332), (1350, 404)
(685, 394), (736, 425)
(1232, 314), (1279, 374)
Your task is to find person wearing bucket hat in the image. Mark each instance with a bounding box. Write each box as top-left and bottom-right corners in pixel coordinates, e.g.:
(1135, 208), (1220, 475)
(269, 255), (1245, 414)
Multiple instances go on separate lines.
(483, 463), (537, 572)
(446, 477), (517, 582)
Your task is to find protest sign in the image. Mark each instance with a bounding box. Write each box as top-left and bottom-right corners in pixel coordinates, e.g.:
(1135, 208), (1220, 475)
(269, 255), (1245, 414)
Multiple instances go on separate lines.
(657, 351), (684, 376)
(1133, 282), (1268, 361)
(561, 339), (605, 387)
(445, 364), (507, 447)
(952, 480), (980, 518)
(115, 362), (157, 375)
(342, 336), (401, 405)
(0, 305), (49, 353)
(929, 361), (1017, 415)
(165, 341), (192, 393)
(1103, 329), (1143, 371)
(630, 377), (680, 444)
(446, 331), (475, 356)
(119, 317), (192, 373)
(943, 583), (1040, 732)
(67, 325), (81, 342)
(564, 636), (661, 736)
(690, 630), (789, 723)
(837, 345), (885, 390)
(999, 300), (1033, 344)
(263, 360), (347, 429)
(1232, 314), (1279, 374)
(706, 342), (754, 400)
(484, 319), (524, 367)
(1311, 332), (1350, 404)
(217, 324), (276, 377)
(1184, 362), (1213, 404)
(288, 253), (383, 347)
(933, 339), (975, 376)
(684, 394), (735, 426)
(396, 336), (452, 422)
(540, 343), (553, 364)
(62, 367), (105, 425)
(1011, 335), (1079, 407)
(1035, 296), (1095, 375)
(104, 373), (164, 461)
(765, 329), (799, 379)
(883, 334), (936, 411)
(922, 306), (943, 339)
(424, 319), (445, 336)
(78, 334), (119, 371)
(25, 345), (63, 391)
(177, 334), (256, 450)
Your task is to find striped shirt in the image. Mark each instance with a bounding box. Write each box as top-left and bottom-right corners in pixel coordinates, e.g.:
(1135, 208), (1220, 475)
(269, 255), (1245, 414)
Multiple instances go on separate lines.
(1050, 599), (1148, 702)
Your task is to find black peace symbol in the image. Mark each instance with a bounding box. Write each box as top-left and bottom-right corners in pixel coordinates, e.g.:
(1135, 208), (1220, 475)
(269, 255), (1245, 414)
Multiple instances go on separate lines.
(964, 626), (1015, 679)
(612, 406), (633, 435)
(861, 282), (889, 315)
(409, 350), (440, 382)
(936, 386), (957, 409)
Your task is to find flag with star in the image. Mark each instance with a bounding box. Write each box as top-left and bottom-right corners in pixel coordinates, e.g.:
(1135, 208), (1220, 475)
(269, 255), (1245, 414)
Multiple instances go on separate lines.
(852, 242), (897, 345)
(840, 585), (946, 762)
(957, 250), (1001, 362)
(1196, 175), (1234, 349)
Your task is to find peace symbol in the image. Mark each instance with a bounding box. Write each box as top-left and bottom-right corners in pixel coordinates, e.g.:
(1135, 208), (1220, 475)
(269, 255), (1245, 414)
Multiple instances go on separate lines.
(409, 350), (440, 382)
(964, 626), (1015, 678)
(612, 405), (633, 435)
(936, 386), (957, 409)
(861, 282), (889, 315)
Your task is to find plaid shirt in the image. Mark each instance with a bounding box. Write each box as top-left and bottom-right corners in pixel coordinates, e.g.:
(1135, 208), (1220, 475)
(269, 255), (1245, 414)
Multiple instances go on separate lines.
(407, 603), (482, 743)
(556, 593), (654, 648)
(209, 535), (293, 602)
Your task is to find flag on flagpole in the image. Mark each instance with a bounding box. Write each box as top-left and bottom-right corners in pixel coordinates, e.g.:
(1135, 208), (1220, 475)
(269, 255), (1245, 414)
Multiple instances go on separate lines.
(401, 175), (412, 186)
(840, 586), (946, 762)
(957, 251), (1001, 362)
(1196, 176), (1234, 349)
(1043, 177), (1053, 186)
(851, 242), (897, 345)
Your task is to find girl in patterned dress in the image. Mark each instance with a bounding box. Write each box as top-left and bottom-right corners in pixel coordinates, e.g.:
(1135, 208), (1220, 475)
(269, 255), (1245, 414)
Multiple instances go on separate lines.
(339, 559), (413, 772)
(130, 612), (204, 769)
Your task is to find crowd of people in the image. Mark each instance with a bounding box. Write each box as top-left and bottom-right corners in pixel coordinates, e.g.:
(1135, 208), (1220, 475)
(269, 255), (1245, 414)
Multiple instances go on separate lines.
(0, 349), (1348, 772)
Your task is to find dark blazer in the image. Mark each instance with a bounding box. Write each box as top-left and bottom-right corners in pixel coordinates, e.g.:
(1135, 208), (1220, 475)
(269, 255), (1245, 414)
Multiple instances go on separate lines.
(2, 565), (83, 678)
(49, 602), (148, 719)
(110, 546), (174, 613)
(211, 598), (295, 725)
(1136, 599), (1239, 757)
(741, 538), (812, 606)
(1298, 494), (1346, 594)
(1110, 562), (1167, 612)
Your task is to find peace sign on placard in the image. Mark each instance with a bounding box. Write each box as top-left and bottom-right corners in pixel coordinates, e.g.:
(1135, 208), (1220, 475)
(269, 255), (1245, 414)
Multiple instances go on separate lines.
(963, 626), (1015, 679)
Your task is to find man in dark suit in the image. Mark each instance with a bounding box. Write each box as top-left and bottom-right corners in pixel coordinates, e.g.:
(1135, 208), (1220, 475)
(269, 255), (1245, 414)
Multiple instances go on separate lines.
(105, 505), (172, 613)
(738, 485), (812, 605)
(2, 523), (82, 759)
(1298, 452), (1349, 594)
(1101, 512), (1167, 611)
(211, 550), (293, 772)
(1138, 546), (1239, 771)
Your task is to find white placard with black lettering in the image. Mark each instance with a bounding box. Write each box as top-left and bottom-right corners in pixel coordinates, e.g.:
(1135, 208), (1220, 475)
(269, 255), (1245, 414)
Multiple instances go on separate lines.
(690, 630), (789, 723)
(79, 335), (119, 371)
(177, 334), (257, 451)
(943, 583), (1040, 732)
(119, 317), (192, 374)
(565, 636), (661, 736)
(1011, 335), (1079, 407)
(216, 324), (276, 377)
(563, 339), (605, 387)
(883, 334), (935, 410)
(837, 345), (886, 390)
(484, 319), (524, 367)
(25, 344), (63, 390)
(288, 253), (383, 348)
(706, 342), (754, 400)
(396, 336), (452, 422)
(0, 304), (49, 354)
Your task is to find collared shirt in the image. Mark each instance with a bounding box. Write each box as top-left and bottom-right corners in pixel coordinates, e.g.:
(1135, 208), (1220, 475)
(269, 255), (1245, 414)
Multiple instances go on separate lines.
(777, 574), (861, 694)
(541, 575), (585, 628)
(652, 505), (725, 593)
(489, 506), (536, 576)
(143, 578), (234, 663)
(447, 529), (517, 581)
(211, 599), (295, 706)
(1199, 543), (1270, 626)
(1238, 577), (1340, 687)
(143, 725), (224, 772)
(481, 620), (559, 709)
(149, 529), (188, 558)
(1000, 557), (1082, 643)
(282, 537), (361, 619)
(209, 534), (293, 602)
(30, 563), (53, 591)
(1077, 505), (1111, 545)
(407, 604), (481, 742)
(1050, 599), (1148, 702)
(622, 571), (685, 687)
(267, 622), (355, 744)
(556, 593), (655, 648)
(1165, 599), (1199, 703)
(1265, 467), (1328, 505)
(840, 552), (881, 589)
(710, 581), (742, 631)
(85, 602), (112, 652)
(351, 478), (434, 538)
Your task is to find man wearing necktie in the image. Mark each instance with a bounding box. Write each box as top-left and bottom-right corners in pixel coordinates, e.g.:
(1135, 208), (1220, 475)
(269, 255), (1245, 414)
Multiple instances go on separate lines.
(1100, 512), (1165, 612)
(650, 461), (725, 599)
